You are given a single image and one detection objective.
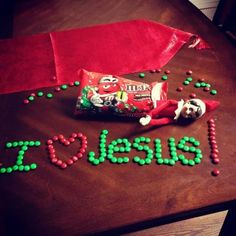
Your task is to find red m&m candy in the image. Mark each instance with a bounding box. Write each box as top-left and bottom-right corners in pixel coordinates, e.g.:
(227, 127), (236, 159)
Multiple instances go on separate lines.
(212, 169), (220, 176)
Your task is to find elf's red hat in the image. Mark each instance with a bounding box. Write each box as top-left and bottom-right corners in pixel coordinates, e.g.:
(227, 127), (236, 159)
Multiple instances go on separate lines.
(203, 100), (220, 112)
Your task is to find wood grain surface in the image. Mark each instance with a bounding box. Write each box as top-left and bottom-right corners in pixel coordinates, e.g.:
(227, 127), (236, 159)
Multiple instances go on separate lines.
(0, 0), (236, 235)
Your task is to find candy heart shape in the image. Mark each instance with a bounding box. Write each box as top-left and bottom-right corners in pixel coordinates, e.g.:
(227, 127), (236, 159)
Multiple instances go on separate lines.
(46, 132), (87, 169)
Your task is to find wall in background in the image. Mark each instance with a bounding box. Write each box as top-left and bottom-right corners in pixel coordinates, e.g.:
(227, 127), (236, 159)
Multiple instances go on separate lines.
(189, 0), (220, 20)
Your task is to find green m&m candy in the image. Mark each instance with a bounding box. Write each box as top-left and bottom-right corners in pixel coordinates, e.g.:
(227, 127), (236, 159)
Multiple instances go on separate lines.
(210, 89), (217, 95)
(46, 93), (53, 99)
(37, 91), (44, 97)
(139, 73), (145, 78)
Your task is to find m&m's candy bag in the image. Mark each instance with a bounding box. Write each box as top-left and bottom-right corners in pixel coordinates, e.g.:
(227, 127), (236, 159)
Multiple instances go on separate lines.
(75, 69), (168, 118)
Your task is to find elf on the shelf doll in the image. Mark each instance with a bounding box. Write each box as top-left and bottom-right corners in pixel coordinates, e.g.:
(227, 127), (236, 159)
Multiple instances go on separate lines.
(139, 98), (219, 127)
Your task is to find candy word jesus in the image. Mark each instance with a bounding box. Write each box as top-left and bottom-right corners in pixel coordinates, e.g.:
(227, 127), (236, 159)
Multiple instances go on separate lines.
(0, 130), (204, 174)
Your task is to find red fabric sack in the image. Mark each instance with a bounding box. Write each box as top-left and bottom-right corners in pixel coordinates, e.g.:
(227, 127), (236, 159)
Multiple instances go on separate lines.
(75, 69), (168, 118)
(0, 19), (209, 94)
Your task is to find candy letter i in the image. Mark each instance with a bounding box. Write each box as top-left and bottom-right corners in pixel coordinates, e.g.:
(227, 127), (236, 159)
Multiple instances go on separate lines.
(0, 140), (40, 174)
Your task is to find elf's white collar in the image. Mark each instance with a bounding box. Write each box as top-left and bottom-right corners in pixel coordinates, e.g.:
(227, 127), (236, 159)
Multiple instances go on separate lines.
(174, 99), (184, 120)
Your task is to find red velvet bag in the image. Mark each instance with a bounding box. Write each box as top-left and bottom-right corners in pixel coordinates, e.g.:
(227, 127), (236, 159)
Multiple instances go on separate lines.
(0, 19), (209, 94)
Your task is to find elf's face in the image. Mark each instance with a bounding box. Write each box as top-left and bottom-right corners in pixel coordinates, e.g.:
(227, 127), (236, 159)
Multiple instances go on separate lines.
(180, 100), (202, 119)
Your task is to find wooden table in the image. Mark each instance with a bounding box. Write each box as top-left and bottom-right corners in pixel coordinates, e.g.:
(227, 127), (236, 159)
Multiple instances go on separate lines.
(1, 0), (236, 235)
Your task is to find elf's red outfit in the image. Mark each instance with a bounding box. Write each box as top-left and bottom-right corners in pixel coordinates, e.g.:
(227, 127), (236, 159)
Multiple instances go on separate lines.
(139, 99), (220, 127)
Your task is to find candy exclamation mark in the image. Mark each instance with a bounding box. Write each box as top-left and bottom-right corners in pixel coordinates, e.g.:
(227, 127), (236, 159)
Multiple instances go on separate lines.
(207, 118), (220, 176)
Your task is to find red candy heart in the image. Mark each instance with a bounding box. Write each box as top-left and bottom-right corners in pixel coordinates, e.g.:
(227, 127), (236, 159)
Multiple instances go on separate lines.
(46, 132), (87, 169)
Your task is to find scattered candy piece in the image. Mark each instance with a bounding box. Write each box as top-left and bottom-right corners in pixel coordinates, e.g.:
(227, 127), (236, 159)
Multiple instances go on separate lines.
(150, 69), (156, 73)
(198, 78), (205, 82)
(183, 80), (190, 85)
(203, 87), (210, 92)
(212, 169), (220, 176)
(37, 91), (44, 97)
(176, 87), (183, 92)
(28, 96), (35, 101)
(210, 89), (217, 95)
(74, 81), (80, 86)
(189, 93), (196, 98)
(200, 82), (206, 87)
(164, 70), (170, 74)
(23, 99), (29, 104)
(46, 93), (53, 99)
(61, 84), (68, 90)
(162, 75), (168, 80)
(139, 73), (145, 78)
(54, 87), (61, 92)
(194, 82), (201, 88)
(186, 70), (192, 75)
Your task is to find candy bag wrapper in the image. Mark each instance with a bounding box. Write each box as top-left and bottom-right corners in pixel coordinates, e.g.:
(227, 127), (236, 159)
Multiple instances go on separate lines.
(75, 69), (168, 118)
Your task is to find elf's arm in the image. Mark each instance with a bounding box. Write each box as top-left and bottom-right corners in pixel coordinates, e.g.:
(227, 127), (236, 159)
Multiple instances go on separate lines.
(139, 100), (177, 126)
(148, 117), (174, 127)
(149, 99), (177, 117)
